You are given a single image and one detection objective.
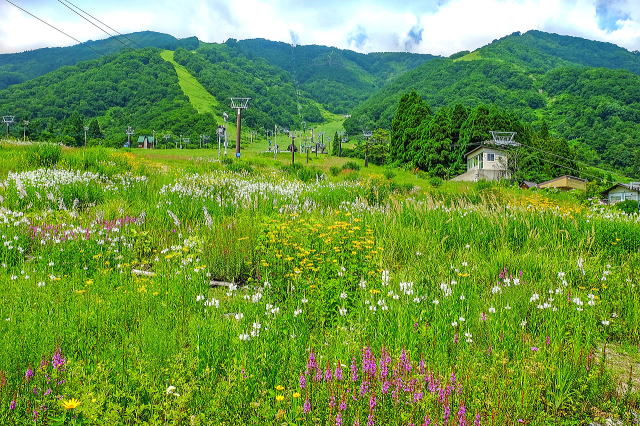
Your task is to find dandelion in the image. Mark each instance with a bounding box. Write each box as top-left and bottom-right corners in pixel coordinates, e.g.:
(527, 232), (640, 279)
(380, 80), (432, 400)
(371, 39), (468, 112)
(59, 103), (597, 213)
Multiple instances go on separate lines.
(61, 398), (81, 410)
(276, 395), (284, 402)
(293, 392), (301, 398)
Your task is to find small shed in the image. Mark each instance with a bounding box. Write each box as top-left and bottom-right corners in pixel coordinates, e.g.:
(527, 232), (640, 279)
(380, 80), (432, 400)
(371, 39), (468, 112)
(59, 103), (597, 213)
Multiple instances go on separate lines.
(520, 181), (538, 189)
(137, 136), (155, 149)
(602, 183), (640, 204)
(452, 144), (510, 182)
(537, 175), (587, 191)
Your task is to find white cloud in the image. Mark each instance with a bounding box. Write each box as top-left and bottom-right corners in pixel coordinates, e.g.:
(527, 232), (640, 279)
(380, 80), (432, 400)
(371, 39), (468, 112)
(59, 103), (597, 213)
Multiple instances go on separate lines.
(0, 0), (639, 55)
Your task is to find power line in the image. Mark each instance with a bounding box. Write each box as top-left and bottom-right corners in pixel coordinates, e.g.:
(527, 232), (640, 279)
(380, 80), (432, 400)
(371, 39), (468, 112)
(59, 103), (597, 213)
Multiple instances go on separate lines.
(57, 0), (143, 49)
(57, 0), (129, 47)
(4, 0), (102, 56)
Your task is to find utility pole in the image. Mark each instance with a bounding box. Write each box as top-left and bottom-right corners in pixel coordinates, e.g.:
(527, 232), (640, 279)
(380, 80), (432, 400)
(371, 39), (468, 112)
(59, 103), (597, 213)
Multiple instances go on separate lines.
(126, 126), (134, 147)
(152, 130), (156, 148)
(23, 120), (29, 141)
(230, 98), (250, 158)
(3, 116), (14, 138)
(363, 130), (372, 168)
(217, 126), (224, 157)
(164, 134), (171, 149)
(84, 125), (89, 147)
(223, 112), (229, 156)
(289, 130), (296, 165)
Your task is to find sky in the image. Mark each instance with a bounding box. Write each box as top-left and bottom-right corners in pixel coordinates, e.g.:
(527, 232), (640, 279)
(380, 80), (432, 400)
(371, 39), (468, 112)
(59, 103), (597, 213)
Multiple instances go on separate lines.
(1, 0), (640, 55)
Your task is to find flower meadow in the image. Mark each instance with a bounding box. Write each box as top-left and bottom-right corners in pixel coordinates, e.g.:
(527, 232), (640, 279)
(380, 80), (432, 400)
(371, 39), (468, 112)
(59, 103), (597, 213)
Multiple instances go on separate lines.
(0, 143), (639, 424)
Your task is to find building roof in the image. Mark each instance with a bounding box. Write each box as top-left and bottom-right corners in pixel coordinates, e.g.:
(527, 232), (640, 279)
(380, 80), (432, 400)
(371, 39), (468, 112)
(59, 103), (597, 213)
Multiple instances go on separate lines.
(602, 183), (640, 195)
(136, 136), (155, 143)
(538, 175), (587, 186)
(520, 181), (538, 188)
(464, 141), (508, 157)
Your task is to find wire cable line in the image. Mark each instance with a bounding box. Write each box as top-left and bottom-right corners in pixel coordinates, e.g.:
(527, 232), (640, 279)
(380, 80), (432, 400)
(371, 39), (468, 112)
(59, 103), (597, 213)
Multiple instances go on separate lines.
(57, 0), (129, 47)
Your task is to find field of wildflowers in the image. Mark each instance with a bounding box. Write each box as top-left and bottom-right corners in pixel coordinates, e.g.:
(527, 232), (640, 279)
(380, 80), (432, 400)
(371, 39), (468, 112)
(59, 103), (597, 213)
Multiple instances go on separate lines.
(0, 142), (639, 425)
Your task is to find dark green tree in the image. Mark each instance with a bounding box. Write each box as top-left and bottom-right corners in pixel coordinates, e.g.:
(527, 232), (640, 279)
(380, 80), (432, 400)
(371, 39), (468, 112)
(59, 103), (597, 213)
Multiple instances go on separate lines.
(88, 119), (103, 139)
(390, 91), (431, 164)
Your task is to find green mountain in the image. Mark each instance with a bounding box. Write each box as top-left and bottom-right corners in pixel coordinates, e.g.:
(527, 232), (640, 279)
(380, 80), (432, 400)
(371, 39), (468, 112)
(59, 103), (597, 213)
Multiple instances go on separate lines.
(347, 30), (640, 174)
(0, 31), (199, 89)
(0, 33), (435, 145)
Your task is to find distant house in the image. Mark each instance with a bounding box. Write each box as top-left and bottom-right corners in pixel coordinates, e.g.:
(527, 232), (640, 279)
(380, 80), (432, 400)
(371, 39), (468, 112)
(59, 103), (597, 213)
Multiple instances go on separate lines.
(137, 135), (155, 149)
(452, 144), (510, 182)
(602, 183), (640, 204)
(537, 175), (587, 191)
(520, 181), (538, 189)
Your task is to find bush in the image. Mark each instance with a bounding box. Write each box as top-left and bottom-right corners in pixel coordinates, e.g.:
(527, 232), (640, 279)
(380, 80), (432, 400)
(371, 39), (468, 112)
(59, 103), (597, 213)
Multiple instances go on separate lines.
(428, 176), (443, 187)
(615, 200), (640, 215)
(26, 143), (62, 168)
(329, 166), (341, 177)
(342, 161), (360, 171)
(383, 169), (396, 180)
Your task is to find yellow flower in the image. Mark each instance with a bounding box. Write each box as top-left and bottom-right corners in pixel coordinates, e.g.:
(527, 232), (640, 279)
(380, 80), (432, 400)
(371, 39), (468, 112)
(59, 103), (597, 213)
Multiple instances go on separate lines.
(275, 385), (285, 391)
(61, 398), (81, 410)
(293, 392), (301, 398)
(275, 395), (284, 402)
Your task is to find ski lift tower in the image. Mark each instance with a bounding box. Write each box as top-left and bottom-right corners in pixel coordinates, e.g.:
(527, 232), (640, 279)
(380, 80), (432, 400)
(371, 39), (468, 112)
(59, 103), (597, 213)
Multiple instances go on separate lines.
(23, 120), (29, 141)
(3, 116), (14, 138)
(363, 130), (373, 167)
(489, 131), (519, 147)
(126, 126), (135, 147)
(230, 98), (250, 158)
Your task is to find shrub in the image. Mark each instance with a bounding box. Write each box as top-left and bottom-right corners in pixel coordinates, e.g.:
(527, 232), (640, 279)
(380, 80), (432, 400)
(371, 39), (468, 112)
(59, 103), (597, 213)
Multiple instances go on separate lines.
(614, 200), (640, 215)
(342, 161), (360, 171)
(329, 166), (341, 176)
(383, 169), (396, 180)
(26, 143), (62, 168)
(428, 176), (443, 187)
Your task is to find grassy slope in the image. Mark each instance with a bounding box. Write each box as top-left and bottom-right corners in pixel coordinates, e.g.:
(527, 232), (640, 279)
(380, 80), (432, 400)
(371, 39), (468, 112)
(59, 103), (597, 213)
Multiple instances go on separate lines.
(160, 50), (219, 117)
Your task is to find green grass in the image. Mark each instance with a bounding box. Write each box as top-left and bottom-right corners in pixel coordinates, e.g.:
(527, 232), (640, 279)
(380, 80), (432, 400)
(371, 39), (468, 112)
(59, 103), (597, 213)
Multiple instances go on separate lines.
(160, 50), (220, 117)
(0, 144), (639, 424)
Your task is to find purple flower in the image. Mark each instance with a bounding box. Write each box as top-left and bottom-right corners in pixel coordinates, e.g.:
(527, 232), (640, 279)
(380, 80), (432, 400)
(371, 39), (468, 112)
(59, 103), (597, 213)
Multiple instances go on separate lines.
(307, 351), (317, 372)
(369, 394), (377, 411)
(329, 395), (336, 408)
(359, 381), (369, 397)
(339, 399), (347, 411)
(381, 381), (391, 394)
(474, 413), (481, 426)
(423, 416), (431, 426)
(480, 312), (487, 321)
(32, 387), (38, 395)
(413, 392), (424, 402)
(362, 347), (377, 377)
(314, 369), (323, 382)
(457, 404), (467, 425)
(531, 347), (539, 352)
(52, 348), (65, 371)
(25, 368), (34, 380)
(367, 413), (375, 426)
(303, 398), (311, 414)
(9, 400), (16, 410)
(453, 333), (459, 344)
(450, 372), (457, 385)
(44, 388), (52, 396)
(299, 373), (307, 389)
(335, 362), (343, 381)
(324, 366), (333, 382)
(350, 357), (358, 382)
(336, 412), (343, 426)
(443, 404), (451, 423)
(545, 336), (551, 345)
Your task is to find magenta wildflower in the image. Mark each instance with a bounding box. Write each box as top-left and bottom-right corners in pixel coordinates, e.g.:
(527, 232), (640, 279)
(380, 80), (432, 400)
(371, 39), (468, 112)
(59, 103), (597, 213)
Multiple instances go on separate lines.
(353, 421), (360, 426)
(474, 413), (481, 425)
(335, 362), (343, 381)
(339, 399), (347, 411)
(453, 333), (459, 344)
(299, 373), (307, 389)
(32, 387), (38, 395)
(325, 366), (333, 382)
(457, 404), (467, 425)
(9, 400), (16, 410)
(25, 368), (34, 380)
(413, 391), (423, 402)
(51, 348), (65, 371)
(350, 357), (358, 382)
(369, 394), (377, 411)
(307, 351), (317, 373)
(545, 335), (551, 345)
(367, 413), (375, 426)
(43, 388), (52, 396)
(450, 372), (457, 385)
(531, 347), (539, 352)
(399, 348), (411, 372)
(362, 347), (377, 376)
(303, 398), (311, 414)
(336, 412), (343, 426)
(329, 395), (336, 408)
(381, 380), (391, 394)
(443, 404), (451, 423)
(314, 368), (323, 382)
(423, 416), (431, 426)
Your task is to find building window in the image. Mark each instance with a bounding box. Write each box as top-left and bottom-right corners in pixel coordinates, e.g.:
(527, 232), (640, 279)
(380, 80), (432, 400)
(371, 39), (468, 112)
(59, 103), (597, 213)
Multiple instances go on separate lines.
(487, 153), (495, 161)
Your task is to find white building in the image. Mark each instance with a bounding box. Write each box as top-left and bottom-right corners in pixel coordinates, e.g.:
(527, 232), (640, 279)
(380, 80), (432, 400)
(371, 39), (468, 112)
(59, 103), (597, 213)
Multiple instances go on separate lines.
(452, 145), (510, 182)
(603, 183), (640, 204)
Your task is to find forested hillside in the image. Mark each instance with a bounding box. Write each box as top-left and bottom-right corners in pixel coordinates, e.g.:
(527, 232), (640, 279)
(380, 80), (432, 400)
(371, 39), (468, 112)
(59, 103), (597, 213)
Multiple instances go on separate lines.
(347, 31), (640, 175)
(0, 31), (199, 89)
